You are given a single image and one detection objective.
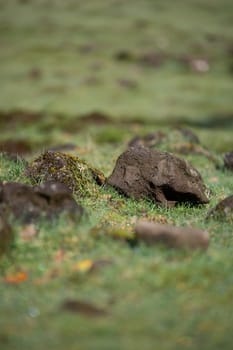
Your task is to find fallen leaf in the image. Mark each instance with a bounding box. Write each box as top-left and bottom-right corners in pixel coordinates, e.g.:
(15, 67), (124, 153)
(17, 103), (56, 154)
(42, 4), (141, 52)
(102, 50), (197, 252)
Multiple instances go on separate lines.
(72, 259), (93, 272)
(4, 271), (28, 284)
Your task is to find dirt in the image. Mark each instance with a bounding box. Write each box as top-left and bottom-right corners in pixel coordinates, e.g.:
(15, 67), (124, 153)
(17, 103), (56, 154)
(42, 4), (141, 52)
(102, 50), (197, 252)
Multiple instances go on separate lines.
(78, 111), (112, 126)
(224, 152), (233, 170)
(128, 131), (166, 148)
(25, 151), (105, 195)
(61, 299), (108, 317)
(135, 221), (209, 250)
(206, 195), (233, 221)
(138, 51), (166, 68)
(0, 181), (83, 223)
(128, 128), (218, 163)
(47, 143), (77, 152)
(0, 110), (44, 130)
(0, 140), (32, 155)
(107, 147), (209, 207)
(0, 214), (14, 258)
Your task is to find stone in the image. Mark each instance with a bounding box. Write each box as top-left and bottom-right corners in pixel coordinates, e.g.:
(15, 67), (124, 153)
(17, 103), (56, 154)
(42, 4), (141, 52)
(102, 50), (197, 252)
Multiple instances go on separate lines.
(25, 151), (105, 195)
(206, 195), (233, 221)
(0, 181), (83, 223)
(135, 221), (209, 250)
(107, 147), (209, 207)
(224, 152), (233, 171)
(128, 131), (166, 148)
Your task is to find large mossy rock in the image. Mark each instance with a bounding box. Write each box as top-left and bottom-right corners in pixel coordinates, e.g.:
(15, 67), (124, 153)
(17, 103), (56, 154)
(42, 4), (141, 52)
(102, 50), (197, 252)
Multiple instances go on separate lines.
(25, 151), (105, 196)
(107, 147), (209, 207)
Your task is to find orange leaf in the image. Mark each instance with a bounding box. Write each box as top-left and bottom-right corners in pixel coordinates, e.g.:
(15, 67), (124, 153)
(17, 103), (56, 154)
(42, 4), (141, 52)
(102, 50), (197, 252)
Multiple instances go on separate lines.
(4, 271), (28, 284)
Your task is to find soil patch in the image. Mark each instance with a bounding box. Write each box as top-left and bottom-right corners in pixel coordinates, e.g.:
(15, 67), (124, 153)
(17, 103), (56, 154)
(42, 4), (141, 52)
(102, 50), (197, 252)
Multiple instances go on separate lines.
(0, 214), (14, 258)
(0, 110), (44, 130)
(0, 140), (32, 155)
(0, 181), (83, 223)
(224, 152), (233, 171)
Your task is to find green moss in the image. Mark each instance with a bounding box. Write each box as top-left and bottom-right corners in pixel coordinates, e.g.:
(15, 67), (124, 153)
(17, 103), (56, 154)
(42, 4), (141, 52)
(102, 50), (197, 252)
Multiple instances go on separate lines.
(25, 151), (105, 196)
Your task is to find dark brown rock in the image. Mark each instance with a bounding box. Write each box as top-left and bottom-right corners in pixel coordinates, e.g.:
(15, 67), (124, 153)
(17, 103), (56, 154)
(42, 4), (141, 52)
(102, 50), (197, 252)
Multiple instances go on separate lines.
(224, 152), (233, 171)
(206, 195), (233, 221)
(107, 147), (209, 207)
(135, 221), (209, 250)
(0, 214), (14, 258)
(61, 299), (108, 317)
(0, 181), (83, 223)
(128, 131), (166, 148)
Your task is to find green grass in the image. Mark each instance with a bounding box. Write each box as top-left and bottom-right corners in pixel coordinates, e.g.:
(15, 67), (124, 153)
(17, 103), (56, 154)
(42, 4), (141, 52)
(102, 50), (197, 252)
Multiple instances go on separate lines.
(0, 0), (233, 349)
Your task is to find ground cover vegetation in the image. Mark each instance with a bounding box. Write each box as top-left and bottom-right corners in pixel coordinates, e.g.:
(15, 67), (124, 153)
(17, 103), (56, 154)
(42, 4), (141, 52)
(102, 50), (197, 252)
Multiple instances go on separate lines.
(0, 0), (233, 349)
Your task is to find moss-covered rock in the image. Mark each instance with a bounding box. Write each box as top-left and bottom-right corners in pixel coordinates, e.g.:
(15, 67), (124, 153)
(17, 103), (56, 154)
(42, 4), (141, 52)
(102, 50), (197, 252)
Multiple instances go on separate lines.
(25, 151), (105, 196)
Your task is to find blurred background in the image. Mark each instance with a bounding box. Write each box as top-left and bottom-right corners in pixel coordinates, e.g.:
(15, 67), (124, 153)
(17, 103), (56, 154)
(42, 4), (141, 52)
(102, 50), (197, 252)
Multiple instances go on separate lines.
(1, 0), (232, 117)
(0, 0), (233, 159)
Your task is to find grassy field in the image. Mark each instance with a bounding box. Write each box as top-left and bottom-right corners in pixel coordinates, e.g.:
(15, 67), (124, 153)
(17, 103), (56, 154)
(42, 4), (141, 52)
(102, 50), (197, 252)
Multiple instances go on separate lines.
(0, 0), (233, 349)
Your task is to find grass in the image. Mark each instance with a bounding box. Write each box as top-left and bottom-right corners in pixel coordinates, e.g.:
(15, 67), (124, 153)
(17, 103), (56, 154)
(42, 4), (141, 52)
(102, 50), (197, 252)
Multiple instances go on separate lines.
(0, 0), (233, 349)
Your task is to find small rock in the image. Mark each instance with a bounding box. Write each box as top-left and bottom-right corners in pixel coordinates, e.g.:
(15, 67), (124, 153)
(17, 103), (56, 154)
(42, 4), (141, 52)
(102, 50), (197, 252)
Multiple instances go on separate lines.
(206, 195), (233, 221)
(0, 181), (83, 223)
(61, 299), (108, 317)
(25, 151), (105, 195)
(135, 221), (209, 250)
(107, 147), (209, 207)
(224, 152), (233, 171)
(128, 131), (165, 148)
(138, 51), (166, 68)
(190, 58), (210, 73)
(0, 214), (14, 258)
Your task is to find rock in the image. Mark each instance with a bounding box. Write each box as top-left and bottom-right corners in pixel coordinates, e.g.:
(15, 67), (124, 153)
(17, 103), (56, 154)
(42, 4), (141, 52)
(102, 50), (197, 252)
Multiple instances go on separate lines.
(138, 51), (166, 68)
(135, 221), (209, 250)
(127, 129), (218, 164)
(0, 214), (14, 258)
(224, 152), (233, 171)
(61, 299), (108, 317)
(206, 195), (233, 221)
(0, 181), (83, 223)
(25, 151), (105, 195)
(128, 131), (166, 148)
(107, 147), (209, 207)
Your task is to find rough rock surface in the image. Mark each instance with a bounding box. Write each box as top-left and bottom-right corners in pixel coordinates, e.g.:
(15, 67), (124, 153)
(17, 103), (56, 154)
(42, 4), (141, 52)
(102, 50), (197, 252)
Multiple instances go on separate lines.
(127, 129), (217, 164)
(107, 147), (209, 207)
(0, 181), (83, 223)
(135, 221), (209, 250)
(224, 152), (233, 171)
(25, 151), (105, 195)
(206, 195), (233, 220)
(0, 214), (14, 257)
